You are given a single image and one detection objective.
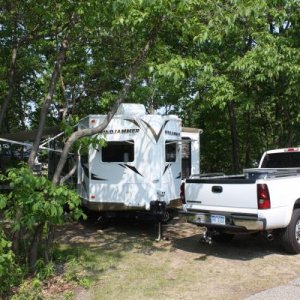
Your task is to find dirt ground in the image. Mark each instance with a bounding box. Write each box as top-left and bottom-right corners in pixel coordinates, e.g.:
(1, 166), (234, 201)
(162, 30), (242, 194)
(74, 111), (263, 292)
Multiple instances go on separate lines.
(49, 216), (300, 300)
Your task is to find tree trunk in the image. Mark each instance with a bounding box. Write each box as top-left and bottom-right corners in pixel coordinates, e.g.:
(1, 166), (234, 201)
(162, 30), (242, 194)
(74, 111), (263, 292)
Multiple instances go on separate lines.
(244, 111), (251, 167)
(59, 74), (69, 121)
(29, 222), (44, 272)
(12, 207), (22, 255)
(227, 101), (241, 173)
(0, 41), (18, 133)
(12, 229), (20, 255)
(44, 224), (55, 263)
(28, 38), (69, 168)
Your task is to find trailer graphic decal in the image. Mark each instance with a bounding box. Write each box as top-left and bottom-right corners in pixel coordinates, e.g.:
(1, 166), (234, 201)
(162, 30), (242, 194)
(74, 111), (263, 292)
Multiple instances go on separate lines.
(176, 173), (181, 179)
(81, 162), (89, 178)
(81, 160), (106, 181)
(82, 180), (88, 195)
(163, 164), (171, 175)
(102, 119), (140, 135)
(91, 174), (107, 181)
(141, 120), (169, 143)
(119, 163), (143, 177)
(103, 128), (140, 134)
(124, 119), (141, 128)
(165, 130), (180, 137)
(79, 160), (89, 195)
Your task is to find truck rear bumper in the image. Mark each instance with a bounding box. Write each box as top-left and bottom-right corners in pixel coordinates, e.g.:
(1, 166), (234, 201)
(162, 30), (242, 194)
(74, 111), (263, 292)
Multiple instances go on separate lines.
(180, 211), (266, 232)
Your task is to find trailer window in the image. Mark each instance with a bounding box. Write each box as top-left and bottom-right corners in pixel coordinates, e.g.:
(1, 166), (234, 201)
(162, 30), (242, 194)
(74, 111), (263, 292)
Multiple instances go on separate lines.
(81, 155), (88, 164)
(102, 141), (134, 162)
(181, 137), (191, 179)
(166, 141), (176, 162)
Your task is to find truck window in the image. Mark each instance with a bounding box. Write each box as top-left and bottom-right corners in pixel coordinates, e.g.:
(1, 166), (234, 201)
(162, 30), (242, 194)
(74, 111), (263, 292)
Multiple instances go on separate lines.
(102, 141), (134, 162)
(166, 141), (176, 162)
(261, 152), (300, 168)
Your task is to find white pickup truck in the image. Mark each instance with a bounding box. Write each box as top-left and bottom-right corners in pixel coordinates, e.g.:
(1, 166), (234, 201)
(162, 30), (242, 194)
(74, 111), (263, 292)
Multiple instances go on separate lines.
(180, 148), (300, 253)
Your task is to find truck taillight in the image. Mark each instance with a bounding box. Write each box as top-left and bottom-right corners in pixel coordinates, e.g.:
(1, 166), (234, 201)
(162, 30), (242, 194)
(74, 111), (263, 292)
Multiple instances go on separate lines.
(180, 182), (186, 204)
(257, 184), (270, 209)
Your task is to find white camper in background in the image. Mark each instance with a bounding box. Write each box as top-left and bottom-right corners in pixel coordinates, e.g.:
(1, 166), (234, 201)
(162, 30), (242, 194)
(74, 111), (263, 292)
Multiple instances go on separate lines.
(77, 104), (201, 216)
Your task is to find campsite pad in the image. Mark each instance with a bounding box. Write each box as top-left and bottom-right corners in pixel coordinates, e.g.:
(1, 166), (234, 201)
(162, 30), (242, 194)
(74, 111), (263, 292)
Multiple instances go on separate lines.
(44, 216), (300, 299)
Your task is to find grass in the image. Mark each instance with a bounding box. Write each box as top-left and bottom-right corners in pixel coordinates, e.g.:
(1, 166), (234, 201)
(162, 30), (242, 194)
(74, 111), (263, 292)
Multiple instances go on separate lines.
(8, 218), (164, 300)
(9, 242), (122, 300)
(90, 248), (189, 300)
(53, 243), (122, 288)
(11, 219), (300, 300)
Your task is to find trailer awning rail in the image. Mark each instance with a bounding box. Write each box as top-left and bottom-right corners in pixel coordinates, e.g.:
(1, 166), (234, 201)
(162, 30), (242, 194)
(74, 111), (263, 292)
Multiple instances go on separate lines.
(0, 138), (63, 153)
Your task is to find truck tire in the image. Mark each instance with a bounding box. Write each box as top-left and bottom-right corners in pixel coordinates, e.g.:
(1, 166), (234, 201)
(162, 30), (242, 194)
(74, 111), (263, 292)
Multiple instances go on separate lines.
(212, 232), (235, 243)
(280, 209), (300, 254)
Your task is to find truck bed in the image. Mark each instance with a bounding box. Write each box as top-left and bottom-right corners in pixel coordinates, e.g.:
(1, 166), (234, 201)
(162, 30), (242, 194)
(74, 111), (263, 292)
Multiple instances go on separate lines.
(187, 168), (300, 184)
(184, 168), (300, 210)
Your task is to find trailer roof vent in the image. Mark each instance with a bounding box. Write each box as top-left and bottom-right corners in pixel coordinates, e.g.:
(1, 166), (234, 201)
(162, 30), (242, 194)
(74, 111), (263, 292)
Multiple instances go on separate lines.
(116, 103), (146, 116)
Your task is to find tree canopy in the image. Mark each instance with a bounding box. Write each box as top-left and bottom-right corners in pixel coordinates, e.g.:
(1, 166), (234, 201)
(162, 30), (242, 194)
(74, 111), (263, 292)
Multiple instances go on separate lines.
(0, 0), (299, 171)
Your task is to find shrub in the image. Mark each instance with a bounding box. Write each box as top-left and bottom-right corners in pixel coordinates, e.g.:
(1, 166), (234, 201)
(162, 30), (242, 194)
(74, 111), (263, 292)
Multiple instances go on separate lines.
(0, 229), (22, 297)
(1, 165), (85, 276)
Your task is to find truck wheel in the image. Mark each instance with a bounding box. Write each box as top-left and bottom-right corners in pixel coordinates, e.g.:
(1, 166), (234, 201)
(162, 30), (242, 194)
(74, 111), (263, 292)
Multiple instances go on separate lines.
(212, 232), (235, 243)
(280, 209), (300, 254)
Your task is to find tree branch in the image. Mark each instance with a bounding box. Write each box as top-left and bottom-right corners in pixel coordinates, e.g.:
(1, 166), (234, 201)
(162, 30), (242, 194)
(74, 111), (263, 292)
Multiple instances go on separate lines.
(52, 15), (165, 185)
(0, 40), (18, 133)
(60, 156), (78, 185)
(28, 37), (70, 168)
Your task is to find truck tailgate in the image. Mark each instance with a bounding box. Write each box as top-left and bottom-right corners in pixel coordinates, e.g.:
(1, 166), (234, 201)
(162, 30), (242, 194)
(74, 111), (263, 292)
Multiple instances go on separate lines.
(185, 178), (258, 209)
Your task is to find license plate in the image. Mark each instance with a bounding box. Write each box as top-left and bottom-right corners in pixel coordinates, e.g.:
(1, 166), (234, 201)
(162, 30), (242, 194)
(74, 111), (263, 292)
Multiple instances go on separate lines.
(211, 214), (225, 225)
(195, 214), (206, 223)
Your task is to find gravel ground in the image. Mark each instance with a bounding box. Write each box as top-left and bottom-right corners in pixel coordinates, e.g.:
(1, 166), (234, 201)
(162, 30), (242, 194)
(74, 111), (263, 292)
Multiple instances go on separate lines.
(246, 278), (300, 300)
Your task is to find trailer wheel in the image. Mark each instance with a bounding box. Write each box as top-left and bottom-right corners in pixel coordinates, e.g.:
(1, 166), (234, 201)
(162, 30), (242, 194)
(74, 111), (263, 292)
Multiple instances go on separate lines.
(212, 232), (235, 243)
(280, 209), (300, 254)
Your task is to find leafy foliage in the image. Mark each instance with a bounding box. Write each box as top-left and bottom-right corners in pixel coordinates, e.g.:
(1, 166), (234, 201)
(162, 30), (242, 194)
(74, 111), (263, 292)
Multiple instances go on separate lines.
(4, 165), (83, 226)
(0, 229), (22, 296)
(0, 165), (85, 295)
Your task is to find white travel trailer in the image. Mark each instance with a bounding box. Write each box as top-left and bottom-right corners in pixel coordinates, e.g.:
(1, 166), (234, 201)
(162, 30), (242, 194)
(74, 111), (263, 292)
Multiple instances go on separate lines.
(77, 104), (201, 216)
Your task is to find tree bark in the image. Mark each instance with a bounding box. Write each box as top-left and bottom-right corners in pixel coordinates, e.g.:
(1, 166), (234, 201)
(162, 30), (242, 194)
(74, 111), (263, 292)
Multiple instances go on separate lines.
(12, 207), (22, 255)
(59, 74), (69, 121)
(28, 38), (69, 168)
(0, 41), (18, 133)
(12, 229), (20, 255)
(44, 224), (55, 263)
(244, 111), (251, 167)
(227, 101), (241, 173)
(29, 222), (44, 272)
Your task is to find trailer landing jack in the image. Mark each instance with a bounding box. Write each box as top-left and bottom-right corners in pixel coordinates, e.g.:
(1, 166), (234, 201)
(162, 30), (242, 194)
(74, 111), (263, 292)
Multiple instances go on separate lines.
(150, 200), (167, 241)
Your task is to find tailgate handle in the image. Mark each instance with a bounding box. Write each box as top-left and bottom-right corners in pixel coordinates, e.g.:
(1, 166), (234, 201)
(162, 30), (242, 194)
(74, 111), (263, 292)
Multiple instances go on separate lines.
(212, 186), (223, 193)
